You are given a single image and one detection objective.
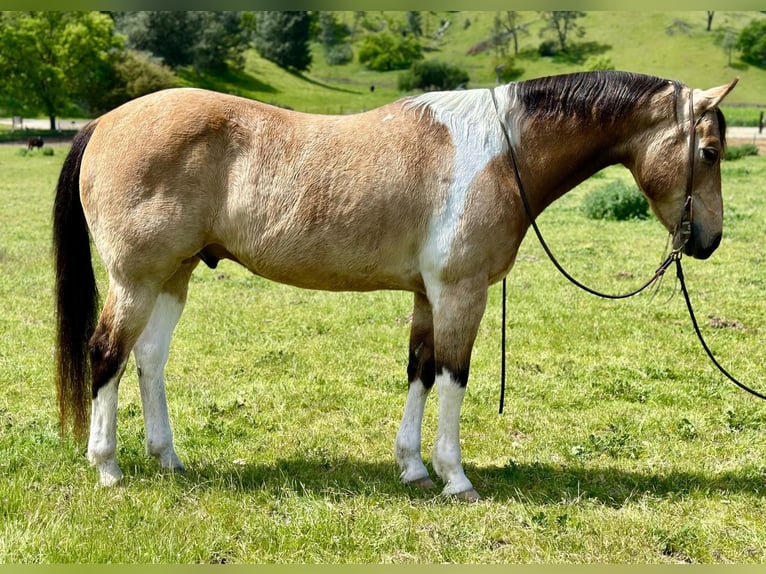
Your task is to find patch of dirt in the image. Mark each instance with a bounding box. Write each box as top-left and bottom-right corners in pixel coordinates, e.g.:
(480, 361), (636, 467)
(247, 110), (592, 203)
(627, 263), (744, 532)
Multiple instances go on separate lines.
(728, 136), (766, 155)
(708, 314), (746, 330)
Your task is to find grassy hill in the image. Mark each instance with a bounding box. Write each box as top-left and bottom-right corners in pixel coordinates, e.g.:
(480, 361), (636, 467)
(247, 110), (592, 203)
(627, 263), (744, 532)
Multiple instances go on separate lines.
(186, 11), (766, 123)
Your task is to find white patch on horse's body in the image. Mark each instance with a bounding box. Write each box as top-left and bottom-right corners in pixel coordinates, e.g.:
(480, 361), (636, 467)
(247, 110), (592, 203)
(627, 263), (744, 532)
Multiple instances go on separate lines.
(406, 89), (506, 280)
(133, 293), (185, 470)
(491, 84), (523, 149)
(383, 113), (394, 122)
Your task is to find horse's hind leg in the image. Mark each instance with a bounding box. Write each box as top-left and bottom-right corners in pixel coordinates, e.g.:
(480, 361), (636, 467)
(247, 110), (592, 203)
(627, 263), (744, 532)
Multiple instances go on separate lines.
(395, 292), (436, 489)
(133, 260), (197, 472)
(88, 279), (160, 486)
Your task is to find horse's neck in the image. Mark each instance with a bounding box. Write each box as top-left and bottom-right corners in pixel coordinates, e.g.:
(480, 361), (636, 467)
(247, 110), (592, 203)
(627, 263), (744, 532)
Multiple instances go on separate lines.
(514, 116), (632, 216)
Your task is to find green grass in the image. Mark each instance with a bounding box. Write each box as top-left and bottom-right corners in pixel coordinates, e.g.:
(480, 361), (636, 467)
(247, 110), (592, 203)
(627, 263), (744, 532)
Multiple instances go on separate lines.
(2, 125), (766, 563)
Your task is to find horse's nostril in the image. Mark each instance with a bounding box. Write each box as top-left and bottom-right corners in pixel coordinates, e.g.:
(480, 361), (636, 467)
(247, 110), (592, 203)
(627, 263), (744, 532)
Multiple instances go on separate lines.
(695, 232), (722, 260)
(708, 232), (722, 254)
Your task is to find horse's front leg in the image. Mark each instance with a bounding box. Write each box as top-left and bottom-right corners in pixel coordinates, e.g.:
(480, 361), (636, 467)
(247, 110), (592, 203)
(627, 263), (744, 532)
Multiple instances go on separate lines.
(430, 278), (487, 502)
(396, 292), (436, 489)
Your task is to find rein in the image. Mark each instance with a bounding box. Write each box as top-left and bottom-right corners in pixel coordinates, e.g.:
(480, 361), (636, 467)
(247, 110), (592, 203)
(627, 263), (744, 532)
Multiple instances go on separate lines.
(488, 86), (765, 413)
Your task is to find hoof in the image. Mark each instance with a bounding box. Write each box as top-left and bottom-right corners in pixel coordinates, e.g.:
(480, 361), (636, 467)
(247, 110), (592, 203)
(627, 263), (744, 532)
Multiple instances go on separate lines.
(162, 463), (186, 476)
(96, 460), (123, 488)
(409, 476), (437, 490)
(447, 488), (481, 503)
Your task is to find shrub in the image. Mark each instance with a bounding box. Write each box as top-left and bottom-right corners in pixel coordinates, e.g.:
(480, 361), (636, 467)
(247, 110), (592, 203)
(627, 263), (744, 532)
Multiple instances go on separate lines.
(737, 18), (766, 67)
(358, 31), (422, 71)
(492, 55), (524, 83)
(583, 55), (615, 71)
(317, 12), (353, 66)
(538, 39), (558, 57)
(582, 180), (649, 221)
(325, 44), (353, 66)
(398, 59), (469, 92)
(725, 143), (759, 161)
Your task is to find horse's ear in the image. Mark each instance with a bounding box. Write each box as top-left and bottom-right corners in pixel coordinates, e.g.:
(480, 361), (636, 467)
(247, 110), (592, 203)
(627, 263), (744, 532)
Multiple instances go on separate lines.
(694, 78), (739, 113)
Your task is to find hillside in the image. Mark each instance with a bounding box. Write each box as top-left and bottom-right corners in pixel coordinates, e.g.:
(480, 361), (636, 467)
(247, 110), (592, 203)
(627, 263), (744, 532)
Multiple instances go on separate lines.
(195, 11), (766, 119)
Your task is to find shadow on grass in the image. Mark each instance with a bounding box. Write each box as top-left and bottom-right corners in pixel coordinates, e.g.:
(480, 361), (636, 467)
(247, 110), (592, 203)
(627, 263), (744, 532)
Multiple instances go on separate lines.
(290, 70), (363, 95)
(180, 456), (766, 505)
(179, 67), (278, 96)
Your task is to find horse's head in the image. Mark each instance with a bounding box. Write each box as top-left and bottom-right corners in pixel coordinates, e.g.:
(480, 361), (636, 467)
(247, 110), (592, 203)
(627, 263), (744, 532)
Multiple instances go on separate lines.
(630, 79), (738, 260)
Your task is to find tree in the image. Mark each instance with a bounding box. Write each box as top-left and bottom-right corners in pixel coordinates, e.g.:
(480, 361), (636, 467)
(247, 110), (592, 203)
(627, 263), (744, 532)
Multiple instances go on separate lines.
(715, 26), (739, 67)
(737, 18), (766, 67)
(406, 11), (423, 37)
(493, 11), (528, 57)
(193, 12), (251, 72)
(398, 60), (469, 92)
(254, 11), (312, 72)
(539, 11), (586, 53)
(114, 12), (250, 73)
(358, 30), (422, 71)
(86, 49), (179, 115)
(706, 11), (715, 32)
(317, 12), (353, 65)
(0, 11), (121, 129)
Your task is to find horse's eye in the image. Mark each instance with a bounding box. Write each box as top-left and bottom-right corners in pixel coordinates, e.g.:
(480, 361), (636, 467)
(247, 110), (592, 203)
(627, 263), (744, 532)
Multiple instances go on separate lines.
(701, 147), (719, 164)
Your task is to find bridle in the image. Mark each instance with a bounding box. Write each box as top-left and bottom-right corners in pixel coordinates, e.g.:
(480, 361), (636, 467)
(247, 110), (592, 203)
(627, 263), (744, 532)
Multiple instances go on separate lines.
(487, 85), (695, 304)
(489, 84), (766, 412)
(677, 86), (698, 253)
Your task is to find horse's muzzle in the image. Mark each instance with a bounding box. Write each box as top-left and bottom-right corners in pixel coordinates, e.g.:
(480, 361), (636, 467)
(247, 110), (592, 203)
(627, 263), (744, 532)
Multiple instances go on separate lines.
(682, 226), (722, 260)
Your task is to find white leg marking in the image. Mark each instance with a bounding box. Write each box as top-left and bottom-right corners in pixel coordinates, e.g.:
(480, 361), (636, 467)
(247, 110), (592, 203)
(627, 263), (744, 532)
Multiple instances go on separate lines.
(432, 370), (475, 497)
(134, 293), (185, 471)
(87, 375), (124, 487)
(395, 379), (432, 485)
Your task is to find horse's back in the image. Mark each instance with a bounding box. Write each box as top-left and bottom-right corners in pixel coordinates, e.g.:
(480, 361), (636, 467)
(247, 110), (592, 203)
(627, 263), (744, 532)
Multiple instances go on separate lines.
(78, 88), (455, 292)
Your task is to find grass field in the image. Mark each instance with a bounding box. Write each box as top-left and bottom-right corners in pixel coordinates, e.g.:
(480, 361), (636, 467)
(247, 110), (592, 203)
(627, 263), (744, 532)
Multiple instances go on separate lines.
(1, 130), (766, 563)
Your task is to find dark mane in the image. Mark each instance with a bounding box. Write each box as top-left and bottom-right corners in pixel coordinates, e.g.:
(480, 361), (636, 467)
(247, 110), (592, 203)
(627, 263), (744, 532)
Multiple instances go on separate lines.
(716, 107), (728, 151)
(515, 71), (679, 124)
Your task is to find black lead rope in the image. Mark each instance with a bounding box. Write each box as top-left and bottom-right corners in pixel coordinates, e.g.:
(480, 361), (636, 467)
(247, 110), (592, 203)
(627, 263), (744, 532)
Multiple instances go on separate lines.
(492, 86), (677, 413)
(674, 256), (766, 401)
(491, 86), (765, 413)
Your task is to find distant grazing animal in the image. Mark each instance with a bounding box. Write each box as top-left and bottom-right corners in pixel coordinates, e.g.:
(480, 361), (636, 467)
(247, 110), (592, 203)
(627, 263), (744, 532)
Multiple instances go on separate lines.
(53, 71), (736, 500)
(27, 137), (43, 151)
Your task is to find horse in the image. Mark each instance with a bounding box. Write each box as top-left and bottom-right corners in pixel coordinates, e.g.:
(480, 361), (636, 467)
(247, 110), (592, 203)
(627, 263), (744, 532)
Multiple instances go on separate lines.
(27, 137), (43, 151)
(53, 71), (737, 500)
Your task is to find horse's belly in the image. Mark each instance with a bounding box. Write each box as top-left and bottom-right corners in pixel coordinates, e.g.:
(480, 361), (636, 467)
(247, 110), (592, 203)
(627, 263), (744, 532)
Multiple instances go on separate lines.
(245, 258), (421, 292)
(227, 235), (424, 293)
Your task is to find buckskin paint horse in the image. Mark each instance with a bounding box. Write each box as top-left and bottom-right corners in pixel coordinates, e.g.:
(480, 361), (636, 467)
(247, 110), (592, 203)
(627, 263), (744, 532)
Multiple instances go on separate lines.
(53, 71), (736, 500)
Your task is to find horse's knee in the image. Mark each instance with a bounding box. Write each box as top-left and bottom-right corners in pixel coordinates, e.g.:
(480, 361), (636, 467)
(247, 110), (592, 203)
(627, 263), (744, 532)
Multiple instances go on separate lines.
(407, 343), (435, 389)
